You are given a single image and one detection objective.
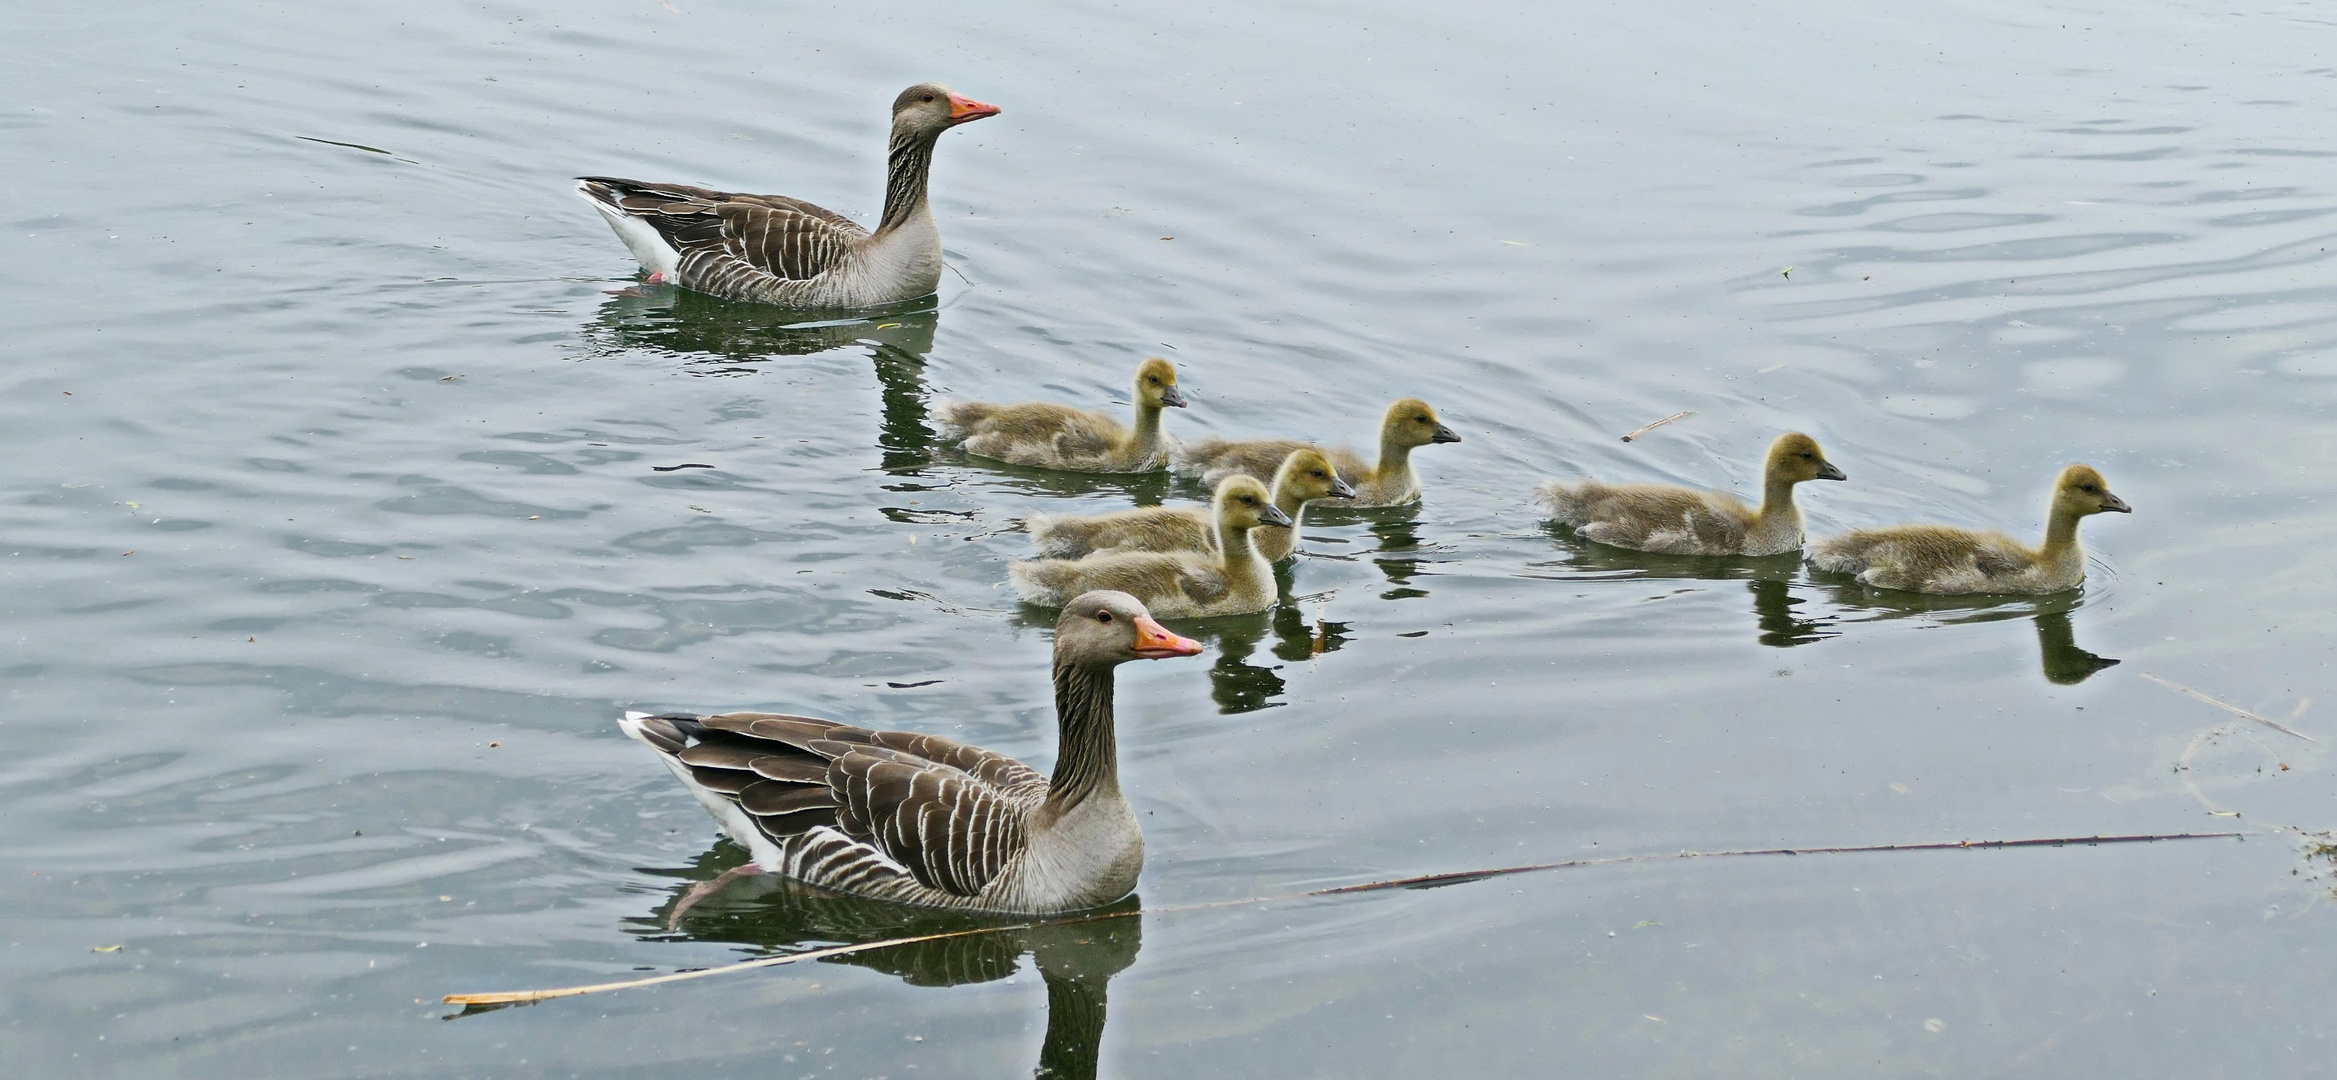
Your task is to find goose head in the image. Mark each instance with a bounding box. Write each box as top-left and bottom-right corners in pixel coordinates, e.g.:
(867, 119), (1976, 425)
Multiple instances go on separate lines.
(1381, 398), (1461, 448)
(2052, 464), (2130, 517)
(1133, 356), (1187, 410)
(891, 83), (1000, 135)
(1214, 475), (1294, 531)
(1274, 448), (1358, 502)
(1764, 432), (1847, 485)
(1056, 591), (1203, 663)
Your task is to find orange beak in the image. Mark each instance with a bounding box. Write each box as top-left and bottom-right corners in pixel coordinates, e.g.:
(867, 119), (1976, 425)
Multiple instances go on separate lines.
(946, 93), (1000, 123)
(1130, 615), (1203, 659)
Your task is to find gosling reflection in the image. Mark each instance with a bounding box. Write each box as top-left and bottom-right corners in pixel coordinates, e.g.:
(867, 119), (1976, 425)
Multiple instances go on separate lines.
(1747, 577), (1835, 648)
(636, 846), (1141, 1080)
(1192, 597), (1352, 714)
(1539, 527), (1832, 648)
(1364, 509), (1429, 600)
(1815, 585), (2120, 685)
(2034, 610), (2120, 684)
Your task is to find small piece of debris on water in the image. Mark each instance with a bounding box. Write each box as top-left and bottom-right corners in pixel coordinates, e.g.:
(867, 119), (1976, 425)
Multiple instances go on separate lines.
(652, 464), (715, 472)
(1620, 411), (1695, 443)
(887, 680), (944, 689)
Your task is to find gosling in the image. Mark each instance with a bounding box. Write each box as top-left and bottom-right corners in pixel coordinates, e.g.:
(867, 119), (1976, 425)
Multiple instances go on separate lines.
(936, 356), (1186, 473)
(1009, 475), (1292, 617)
(1807, 464), (2130, 595)
(1173, 398), (1459, 507)
(1535, 432), (1846, 556)
(1025, 448), (1356, 562)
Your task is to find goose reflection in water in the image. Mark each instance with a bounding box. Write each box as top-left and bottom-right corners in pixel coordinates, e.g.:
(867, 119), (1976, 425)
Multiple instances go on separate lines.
(635, 845), (1140, 1080)
(1191, 598), (1353, 714)
(581, 288), (944, 474)
(1535, 527), (1838, 648)
(1814, 584), (2120, 685)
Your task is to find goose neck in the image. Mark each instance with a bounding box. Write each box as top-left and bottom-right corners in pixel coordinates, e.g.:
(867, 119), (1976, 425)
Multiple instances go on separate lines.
(1043, 661), (1120, 814)
(877, 127), (941, 233)
(1125, 400), (1163, 454)
(2040, 505), (2084, 557)
(1215, 521), (1270, 588)
(1372, 433), (1416, 487)
(1757, 475), (1800, 521)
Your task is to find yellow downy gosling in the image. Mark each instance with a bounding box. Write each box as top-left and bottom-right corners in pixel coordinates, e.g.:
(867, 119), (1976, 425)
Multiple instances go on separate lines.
(1807, 464), (2130, 595)
(1025, 449), (1355, 562)
(1173, 398), (1459, 507)
(936, 357), (1186, 473)
(1009, 475), (1292, 617)
(1535, 432), (1847, 556)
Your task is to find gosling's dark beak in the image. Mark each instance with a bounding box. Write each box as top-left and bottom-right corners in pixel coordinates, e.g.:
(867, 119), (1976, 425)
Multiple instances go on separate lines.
(1328, 475), (1358, 499)
(1259, 503), (1294, 528)
(1817, 461), (1847, 481)
(1160, 385), (1188, 409)
(2100, 493), (2131, 513)
(1431, 424), (1461, 444)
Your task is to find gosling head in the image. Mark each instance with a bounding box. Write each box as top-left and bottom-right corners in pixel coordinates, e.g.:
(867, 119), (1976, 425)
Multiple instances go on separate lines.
(2052, 464), (2130, 517)
(1213, 474), (1294, 530)
(1273, 447), (1358, 502)
(1381, 398), (1461, 449)
(890, 83), (999, 136)
(1765, 432), (1847, 484)
(1056, 591), (1203, 665)
(1134, 356), (1187, 410)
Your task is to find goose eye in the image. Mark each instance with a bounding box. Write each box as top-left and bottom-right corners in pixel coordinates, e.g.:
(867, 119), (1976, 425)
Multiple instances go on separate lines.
(921, 93), (936, 103)
(1095, 610), (1113, 623)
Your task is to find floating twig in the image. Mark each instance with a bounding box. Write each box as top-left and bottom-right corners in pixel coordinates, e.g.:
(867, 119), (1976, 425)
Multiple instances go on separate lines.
(651, 464), (715, 472)
(1619, 411), (1695, 443)
(2141, 674), (2315, 741)
(444, 830), (2237, 1008)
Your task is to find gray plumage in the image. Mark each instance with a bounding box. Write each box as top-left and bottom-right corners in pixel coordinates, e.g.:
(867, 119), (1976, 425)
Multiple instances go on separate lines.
(577, 84), (997, 309)
(618, 591), (1202, 915)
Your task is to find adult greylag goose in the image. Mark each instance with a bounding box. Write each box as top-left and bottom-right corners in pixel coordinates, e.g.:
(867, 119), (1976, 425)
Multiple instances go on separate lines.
(1025, 448), (1356, 562)
(937, 357), (1187, 473)
(618, 591), (1202, 915)
(577, 83), (998, 309)
(1807, 464), (2129, 594)
(1175, 398), (1459, 507)
(1010, 475), (1292, 617)
(1535, 432), (1846, 556)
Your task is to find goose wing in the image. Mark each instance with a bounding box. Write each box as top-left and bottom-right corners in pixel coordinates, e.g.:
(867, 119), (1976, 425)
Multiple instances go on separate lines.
(578, 177), (869, 283)
(634, 712), (1046, 897)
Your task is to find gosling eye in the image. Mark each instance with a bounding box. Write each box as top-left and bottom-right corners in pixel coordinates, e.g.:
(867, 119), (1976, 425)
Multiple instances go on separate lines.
(1800, 452), (1816, 460)
(1095, 610), (1114, 623)
(1414, 415), (1429, 423)
(2079, 484), (2099, 494)
(1312, 470), (1327, 479)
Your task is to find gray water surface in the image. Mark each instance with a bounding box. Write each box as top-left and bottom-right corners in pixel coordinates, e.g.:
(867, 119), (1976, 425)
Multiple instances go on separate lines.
(6, 1), (2335, 1076)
